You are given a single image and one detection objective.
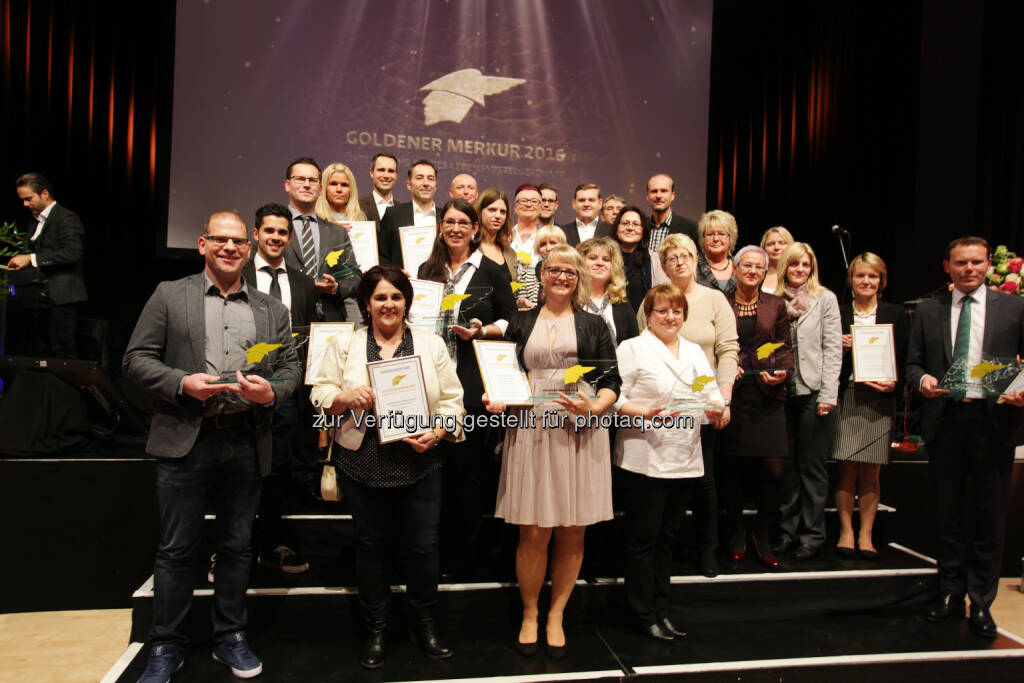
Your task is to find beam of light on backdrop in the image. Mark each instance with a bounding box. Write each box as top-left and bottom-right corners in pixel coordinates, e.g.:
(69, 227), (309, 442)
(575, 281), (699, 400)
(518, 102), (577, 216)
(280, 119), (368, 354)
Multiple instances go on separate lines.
(166, 0), (712, 248)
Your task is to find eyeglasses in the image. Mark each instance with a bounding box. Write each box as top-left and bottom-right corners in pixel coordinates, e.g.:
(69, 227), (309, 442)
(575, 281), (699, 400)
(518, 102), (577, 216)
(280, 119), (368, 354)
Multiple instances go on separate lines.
(544, 267), (578, 280)
(652, 308), (684, 318)
(442, 219), (473, 229)
(516, 198), (541, 207)
(619, 221), (644, 229)
(540, 198), (558, 205)
(665, 254), (694, 265)
(204, 235), (250, 248)
(705, 230), (730, 240)
(288, 176), (321, 186)
(737, 262), (767, 272)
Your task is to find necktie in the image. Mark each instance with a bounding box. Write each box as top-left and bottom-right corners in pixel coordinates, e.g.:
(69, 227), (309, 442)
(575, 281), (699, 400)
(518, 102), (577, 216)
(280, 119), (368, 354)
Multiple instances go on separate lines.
(439, 261), (475, 358)
(950, 294), (973, 401)
(262, 265), (282, 301)
(299, 216), (317, 277)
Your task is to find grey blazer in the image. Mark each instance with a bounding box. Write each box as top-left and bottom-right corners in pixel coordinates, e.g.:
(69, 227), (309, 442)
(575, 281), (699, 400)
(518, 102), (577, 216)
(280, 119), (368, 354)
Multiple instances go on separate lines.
(789, 288), (843, 406)
(122, 272), (301, 475)
(283, 215), (360, 322)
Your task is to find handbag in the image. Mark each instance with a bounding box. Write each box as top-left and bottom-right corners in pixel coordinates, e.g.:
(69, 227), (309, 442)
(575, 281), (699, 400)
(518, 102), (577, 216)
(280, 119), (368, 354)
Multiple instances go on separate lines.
(318, 412), (342, 502)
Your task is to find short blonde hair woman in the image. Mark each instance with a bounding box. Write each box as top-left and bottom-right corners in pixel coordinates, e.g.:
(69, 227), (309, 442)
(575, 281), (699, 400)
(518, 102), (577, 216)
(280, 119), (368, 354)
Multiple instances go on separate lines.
(760, 226), (794, 293)
(695, 210), (739, 295)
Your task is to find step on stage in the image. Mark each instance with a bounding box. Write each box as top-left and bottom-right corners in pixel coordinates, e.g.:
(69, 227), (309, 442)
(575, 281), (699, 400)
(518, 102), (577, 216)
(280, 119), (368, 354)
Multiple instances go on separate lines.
(105, 538), (1024, 681)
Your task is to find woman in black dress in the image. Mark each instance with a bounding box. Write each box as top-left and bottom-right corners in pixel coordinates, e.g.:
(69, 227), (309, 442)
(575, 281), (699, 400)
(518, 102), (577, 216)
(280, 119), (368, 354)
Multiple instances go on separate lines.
(610, 206), (652, 312)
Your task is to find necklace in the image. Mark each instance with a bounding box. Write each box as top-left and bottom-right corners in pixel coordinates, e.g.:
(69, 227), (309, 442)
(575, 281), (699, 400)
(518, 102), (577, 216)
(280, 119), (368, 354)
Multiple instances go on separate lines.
(853, 301), (877, 316)
(708, 258), (731, 272)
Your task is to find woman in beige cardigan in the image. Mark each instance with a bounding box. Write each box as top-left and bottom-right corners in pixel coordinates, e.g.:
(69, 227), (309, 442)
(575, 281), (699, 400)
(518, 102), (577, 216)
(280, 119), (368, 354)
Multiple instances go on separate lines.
(640, 233), (738, 576)
(311, 265), (465, 670)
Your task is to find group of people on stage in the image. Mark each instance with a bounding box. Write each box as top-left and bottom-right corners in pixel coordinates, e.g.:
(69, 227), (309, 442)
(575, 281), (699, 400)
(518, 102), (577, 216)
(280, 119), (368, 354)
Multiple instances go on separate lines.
(113, 153), (1024, 682)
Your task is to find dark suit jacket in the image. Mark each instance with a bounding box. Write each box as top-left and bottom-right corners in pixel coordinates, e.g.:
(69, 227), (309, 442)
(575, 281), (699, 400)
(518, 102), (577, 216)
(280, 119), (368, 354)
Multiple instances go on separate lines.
(378, 202), (419, 267)
(726, 292), (793, 401)
(660, 212), (699, 244)
(283, 214), (360, 322)
(839, 301), (908, 402)
(505, 307), (622, 395)
(121, 272), (301, 475)
(358, 195), (387, 234)
(906, 288), (1024, 446)
(27, 203), (88, 305)
(558, 219), (613, 247)
(611, 302), (640, 346)
(419, 257), (516, 410)
(241, 261), (316, 331)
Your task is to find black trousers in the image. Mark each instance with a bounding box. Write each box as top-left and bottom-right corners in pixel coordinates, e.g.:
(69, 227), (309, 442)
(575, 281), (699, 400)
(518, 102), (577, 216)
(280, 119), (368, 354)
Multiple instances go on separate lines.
(929, 402), (1014, 608)
(691, 424), (718, 551)
(341, 469), (443, 620)
(620, 467), (697, 626)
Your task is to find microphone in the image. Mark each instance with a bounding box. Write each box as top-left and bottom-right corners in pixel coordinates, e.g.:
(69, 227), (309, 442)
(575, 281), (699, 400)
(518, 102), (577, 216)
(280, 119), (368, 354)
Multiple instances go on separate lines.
(831, 224), (849, 236)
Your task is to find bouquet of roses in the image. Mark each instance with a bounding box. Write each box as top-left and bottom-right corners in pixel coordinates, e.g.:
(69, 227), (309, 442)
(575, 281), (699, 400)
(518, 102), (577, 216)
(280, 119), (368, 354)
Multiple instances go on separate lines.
(986, 245), (1024, 296)
(0, 221), (31, 258)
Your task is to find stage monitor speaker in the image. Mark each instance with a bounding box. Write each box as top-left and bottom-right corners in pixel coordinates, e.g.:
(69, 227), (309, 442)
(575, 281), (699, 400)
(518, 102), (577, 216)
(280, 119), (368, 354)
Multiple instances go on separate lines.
(0, 356), (148, 455)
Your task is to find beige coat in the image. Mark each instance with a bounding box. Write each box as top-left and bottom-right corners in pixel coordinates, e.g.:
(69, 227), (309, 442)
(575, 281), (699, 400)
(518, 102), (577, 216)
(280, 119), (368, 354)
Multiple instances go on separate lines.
(310, 326), (466, 449)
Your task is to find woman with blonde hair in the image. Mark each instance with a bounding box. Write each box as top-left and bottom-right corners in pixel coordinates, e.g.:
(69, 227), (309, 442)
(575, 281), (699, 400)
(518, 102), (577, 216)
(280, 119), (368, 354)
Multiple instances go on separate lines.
(485, 244), (620, 659)
(772, 242), (842, 561)
(695, 210), (739, 295)
(316, 162), (368, 224)
(578, 237), (639, 345)
(831, 252), (907, 559)
(475, 188), (518, 282)
(760, 226), (794, 293)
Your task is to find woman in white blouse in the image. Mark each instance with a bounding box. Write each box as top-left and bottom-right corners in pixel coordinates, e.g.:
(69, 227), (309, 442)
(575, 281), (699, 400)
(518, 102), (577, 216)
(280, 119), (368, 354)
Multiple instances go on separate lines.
(614, 283), (723, 642)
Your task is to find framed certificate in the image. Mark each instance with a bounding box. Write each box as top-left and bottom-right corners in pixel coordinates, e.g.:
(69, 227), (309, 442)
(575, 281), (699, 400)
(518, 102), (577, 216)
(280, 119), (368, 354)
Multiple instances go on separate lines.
(305, 322), (355, 385)
(409, 278), (444, 327)
(366, 355), (432, 443)
(345, 221), (378, 271)
(398, 224), (437, 276)
(851, 324), (897, 382)
(473, 340), (533, 406)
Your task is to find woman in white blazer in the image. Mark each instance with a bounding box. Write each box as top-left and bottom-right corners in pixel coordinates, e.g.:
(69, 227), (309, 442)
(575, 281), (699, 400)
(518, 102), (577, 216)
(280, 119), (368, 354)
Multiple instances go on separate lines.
(311, 265), (465, 670)
(614, 284), (723, 642)
(772, 243), (842, 560)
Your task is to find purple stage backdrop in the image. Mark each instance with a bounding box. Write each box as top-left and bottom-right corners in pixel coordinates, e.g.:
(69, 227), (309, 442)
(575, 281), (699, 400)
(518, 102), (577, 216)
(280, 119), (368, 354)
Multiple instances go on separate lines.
(167, 0), (712, 248)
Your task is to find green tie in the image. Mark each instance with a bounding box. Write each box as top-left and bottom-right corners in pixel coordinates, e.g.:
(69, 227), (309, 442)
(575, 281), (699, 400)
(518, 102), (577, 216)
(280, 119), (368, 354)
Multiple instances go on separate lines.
(950, 294), (973, 401)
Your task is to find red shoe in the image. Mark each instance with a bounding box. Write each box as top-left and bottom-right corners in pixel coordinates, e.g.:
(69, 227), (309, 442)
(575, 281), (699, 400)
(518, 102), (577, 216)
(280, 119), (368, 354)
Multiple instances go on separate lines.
(751, 534), (780, 569)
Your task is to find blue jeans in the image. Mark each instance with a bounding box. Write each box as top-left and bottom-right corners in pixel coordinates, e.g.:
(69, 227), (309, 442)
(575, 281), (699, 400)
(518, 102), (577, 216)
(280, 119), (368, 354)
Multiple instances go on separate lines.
(151, 421), (262, 646)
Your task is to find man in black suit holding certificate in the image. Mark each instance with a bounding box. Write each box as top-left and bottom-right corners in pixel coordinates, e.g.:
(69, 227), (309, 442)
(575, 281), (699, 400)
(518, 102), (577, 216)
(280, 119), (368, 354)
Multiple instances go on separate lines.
(906, 236), (1024, 638)
(378, 159), (439, 268)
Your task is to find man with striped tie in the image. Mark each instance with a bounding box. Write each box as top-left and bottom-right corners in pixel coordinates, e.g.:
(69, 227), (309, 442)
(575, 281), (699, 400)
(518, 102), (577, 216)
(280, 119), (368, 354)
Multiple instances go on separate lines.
(907, 236), (1024, 639)
(282, 157), (360, 322)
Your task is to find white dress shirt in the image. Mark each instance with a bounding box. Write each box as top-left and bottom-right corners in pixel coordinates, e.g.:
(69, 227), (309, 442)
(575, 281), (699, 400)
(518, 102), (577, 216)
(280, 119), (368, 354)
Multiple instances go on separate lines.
(951, 284), (987, 399)
(412, 202), (437, 227)
(446, 250), (509, 334)
(613, 330), (723, 478)
(576, 218), (599, 243)
(29, 201), (56, 267)
(373, 190), (394, 220)
(253, 253), (293, 317)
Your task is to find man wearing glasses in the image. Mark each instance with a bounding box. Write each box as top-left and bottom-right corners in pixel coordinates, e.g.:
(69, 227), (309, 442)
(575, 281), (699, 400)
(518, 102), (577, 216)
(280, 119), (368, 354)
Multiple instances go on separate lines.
(282, 157), (360, 322)
(559, 183), (612, 247)
(379, 159), (440, 268)
(123, 211), (300, 681)
(537, 183), (560, 228)
(646, 174), (698, 251)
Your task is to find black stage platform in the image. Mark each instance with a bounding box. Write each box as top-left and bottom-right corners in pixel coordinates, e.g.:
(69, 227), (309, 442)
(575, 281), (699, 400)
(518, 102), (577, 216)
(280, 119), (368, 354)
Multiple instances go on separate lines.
(3, 452), (1024, 681)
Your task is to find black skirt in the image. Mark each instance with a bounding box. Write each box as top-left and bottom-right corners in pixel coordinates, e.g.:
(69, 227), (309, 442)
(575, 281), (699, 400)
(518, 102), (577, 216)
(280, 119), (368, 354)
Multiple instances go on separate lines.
(718, 377), (788, 459)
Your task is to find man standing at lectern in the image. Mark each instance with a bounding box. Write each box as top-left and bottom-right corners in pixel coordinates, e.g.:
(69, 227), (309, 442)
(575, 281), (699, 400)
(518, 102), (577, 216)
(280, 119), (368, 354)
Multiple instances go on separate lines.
(123, 210), (299, 681)
(907, 236), (1024, 639)
(8, 173), (88, 358)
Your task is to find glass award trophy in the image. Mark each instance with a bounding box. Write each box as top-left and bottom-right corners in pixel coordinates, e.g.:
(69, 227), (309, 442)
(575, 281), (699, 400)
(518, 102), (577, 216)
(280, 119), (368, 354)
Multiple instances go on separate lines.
(938, 355), (1024, 397)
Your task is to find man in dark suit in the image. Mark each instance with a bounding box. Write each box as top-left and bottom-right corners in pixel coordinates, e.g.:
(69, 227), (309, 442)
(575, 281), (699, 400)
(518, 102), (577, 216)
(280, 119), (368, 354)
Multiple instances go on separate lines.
(242, 203), (316, 576)
(9, 173), (87, 358)
(123, 210), (300, 680)
(559, 183), (612, 247)
(357, 152), (398, 233)
(646, 173), (698, 251)
(282, 157), (360, 322)
(906, 236), (1024, 639)
(378, 159), (438, 268)
(538, 183), (560, 228)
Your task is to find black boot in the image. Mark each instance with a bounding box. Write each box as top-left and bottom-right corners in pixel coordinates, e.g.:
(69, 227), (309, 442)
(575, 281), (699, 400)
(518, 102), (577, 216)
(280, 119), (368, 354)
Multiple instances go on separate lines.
(412, 609), (453, 660)
(360, 617), (387, 669)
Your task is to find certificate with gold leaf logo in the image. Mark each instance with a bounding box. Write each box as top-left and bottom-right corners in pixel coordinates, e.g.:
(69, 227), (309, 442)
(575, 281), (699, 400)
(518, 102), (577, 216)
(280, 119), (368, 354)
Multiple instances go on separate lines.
(851, 324), (897, 382)
(366, 354), (432, 443)
(473, 339), (533, 406)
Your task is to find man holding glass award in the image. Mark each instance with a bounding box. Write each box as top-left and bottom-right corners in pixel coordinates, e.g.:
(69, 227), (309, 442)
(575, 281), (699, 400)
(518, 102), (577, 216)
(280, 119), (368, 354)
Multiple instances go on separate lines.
(907, 236), (1024, 639)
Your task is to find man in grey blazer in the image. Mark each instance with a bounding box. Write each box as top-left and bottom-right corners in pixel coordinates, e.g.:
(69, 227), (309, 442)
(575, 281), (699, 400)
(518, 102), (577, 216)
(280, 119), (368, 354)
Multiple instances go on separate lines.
(282, 157), (360, 322)
(123, 210), (300, 680)
(9, 173), (88, 358)
(907, 236), (1024, 638)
